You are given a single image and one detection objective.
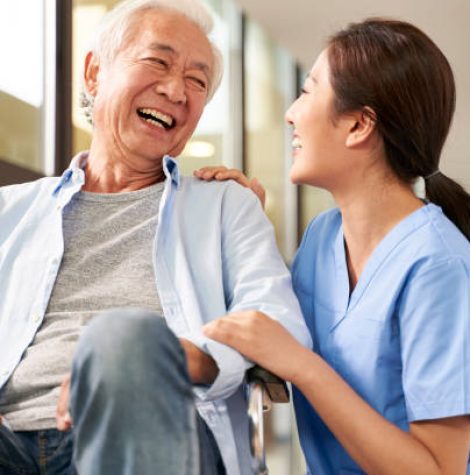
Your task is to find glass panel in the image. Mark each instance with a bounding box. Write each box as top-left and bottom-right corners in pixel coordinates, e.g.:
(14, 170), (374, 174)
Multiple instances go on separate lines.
(0, 0), (44, 174)
(71, 1), (107, 156)
(244, 19), (294, 258)
(299, 186), (335, 235)
(178, 0), (234, 176)
(72, 0), (240, 177)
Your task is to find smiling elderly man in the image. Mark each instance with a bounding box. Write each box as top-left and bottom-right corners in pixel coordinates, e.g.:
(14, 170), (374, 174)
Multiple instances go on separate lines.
(0, 1), (310, 474)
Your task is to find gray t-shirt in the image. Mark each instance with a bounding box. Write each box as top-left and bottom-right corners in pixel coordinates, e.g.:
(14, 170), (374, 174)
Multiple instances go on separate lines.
(0, 183), (165, 430)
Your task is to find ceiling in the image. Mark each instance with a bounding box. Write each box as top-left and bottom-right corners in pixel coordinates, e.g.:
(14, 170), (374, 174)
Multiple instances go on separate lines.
(235, 0), (469, 69)
(235, 0), (470, 187)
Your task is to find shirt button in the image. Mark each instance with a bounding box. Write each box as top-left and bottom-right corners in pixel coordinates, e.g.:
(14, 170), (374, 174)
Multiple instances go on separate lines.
(1, 370), (9, 377)
(31, 314), (41, 323)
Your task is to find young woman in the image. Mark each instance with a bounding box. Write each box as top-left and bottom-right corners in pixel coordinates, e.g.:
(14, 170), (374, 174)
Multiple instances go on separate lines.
(198, 19), (470, 474)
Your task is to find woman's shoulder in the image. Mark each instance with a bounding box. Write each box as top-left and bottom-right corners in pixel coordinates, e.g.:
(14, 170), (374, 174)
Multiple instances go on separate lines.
(418, 203), (470, 261)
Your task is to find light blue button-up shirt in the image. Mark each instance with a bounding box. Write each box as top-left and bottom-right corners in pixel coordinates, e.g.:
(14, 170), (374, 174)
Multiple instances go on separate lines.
(0, 152), (312, 475)
(292, 204), (470, 475)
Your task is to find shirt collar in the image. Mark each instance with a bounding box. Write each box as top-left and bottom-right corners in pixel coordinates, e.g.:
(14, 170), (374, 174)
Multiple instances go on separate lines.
(163, 155), (181, 189)
(53, 151), (181, 198)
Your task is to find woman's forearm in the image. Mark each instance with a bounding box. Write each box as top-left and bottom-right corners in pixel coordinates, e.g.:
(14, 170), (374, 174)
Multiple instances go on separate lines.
(291, 349), (442, 475)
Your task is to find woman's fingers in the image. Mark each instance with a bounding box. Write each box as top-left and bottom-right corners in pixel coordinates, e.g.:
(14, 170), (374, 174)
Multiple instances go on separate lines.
(195, 167), (266, 208)
(250, 178), (266, 207)
(195, 166), (250, 186)
(194, 166), (229, 181)
(203, 311), (301, 380)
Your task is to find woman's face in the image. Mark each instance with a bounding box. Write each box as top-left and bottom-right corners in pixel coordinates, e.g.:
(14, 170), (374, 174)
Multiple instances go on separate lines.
(285, 49), (352, 188)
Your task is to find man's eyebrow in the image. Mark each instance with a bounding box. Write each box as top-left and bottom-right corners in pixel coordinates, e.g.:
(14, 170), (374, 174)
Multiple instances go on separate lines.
(147, 42), (211, 75)
(148, 42), (176, 55)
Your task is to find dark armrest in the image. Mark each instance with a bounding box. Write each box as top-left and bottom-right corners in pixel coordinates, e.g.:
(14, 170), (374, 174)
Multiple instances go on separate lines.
(246, 366), (289, 403)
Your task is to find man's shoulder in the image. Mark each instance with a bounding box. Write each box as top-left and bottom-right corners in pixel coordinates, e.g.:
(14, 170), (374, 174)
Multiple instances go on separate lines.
(178, 176), (257, 202)
(0, 177), (60, 213)
(0, 176), (59, 197)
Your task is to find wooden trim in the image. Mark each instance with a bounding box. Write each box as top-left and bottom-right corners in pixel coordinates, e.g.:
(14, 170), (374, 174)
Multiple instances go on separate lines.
(0, 159), (43, 186)
(54, 0), (73, 175)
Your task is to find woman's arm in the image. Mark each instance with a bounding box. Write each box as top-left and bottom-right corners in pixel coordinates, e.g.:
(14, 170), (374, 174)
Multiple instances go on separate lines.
(204, 311), (470, 474)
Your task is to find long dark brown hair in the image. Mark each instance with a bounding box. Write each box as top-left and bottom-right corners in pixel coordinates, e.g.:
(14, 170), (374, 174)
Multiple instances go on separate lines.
(327, 18), (470, 240)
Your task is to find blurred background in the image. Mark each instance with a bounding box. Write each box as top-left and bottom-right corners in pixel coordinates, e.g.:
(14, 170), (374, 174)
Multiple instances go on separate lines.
(1, 0), (469, 472)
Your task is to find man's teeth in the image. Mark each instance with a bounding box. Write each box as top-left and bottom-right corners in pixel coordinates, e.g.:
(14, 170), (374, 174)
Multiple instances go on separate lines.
(292, 137), (302, 149)
(138, 108), (174, 128)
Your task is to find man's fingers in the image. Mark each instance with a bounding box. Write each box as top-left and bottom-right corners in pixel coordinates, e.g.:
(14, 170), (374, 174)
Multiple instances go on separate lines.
(57, 412), (72, 432)
(56, 374), (73, 431)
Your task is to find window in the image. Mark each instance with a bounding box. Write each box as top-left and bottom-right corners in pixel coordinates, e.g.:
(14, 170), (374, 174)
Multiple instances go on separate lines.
(243, 18), (298, 260)
(0, 0), (56, 184)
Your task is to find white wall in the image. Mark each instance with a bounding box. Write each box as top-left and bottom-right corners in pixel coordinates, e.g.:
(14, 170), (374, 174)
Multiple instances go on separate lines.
(236, 0), (470, 188)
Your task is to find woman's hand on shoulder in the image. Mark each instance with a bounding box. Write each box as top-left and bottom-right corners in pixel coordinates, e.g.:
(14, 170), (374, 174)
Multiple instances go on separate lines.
(194, 166), (266, 208)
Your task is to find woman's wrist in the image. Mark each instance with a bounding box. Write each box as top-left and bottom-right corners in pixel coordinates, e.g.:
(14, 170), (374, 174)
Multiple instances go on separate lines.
(287, 345), (318, 387)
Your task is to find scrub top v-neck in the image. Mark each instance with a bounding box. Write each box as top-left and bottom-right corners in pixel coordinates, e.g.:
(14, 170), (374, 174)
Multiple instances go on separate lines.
(291, 203), (470, 475)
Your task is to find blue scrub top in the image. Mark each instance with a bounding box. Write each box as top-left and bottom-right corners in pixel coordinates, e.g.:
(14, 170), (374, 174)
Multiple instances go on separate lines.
(292, 203), (470, 474)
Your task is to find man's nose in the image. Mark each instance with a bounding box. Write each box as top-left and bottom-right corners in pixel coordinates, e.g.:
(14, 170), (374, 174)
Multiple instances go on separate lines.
(155, 75), (187, 104)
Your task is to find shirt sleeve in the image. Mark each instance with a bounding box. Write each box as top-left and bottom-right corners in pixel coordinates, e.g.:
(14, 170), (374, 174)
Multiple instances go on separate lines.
(196, 183), (312, 401)
(398, 256), (470, 422)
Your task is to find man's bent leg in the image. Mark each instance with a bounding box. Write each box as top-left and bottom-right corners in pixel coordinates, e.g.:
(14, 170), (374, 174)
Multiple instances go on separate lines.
(70, 309), (199, 475)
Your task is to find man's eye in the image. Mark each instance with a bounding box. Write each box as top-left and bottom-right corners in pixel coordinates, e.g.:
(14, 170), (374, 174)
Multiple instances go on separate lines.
(145, 57), (168, 68)
(186, 76), (208, 91)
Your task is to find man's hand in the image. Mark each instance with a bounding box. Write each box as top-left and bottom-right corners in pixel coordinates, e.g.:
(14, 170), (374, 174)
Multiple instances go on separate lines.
(56, 374), (73, 431)
(179, 339), (219, 385)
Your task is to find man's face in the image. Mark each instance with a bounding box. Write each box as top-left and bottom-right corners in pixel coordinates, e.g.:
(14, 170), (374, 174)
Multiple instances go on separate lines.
(85, 9), (214, 160)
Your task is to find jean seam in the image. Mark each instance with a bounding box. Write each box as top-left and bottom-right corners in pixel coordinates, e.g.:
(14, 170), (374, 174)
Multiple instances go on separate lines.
(47, 430), (71, 460)
(38, 431), (47, 475)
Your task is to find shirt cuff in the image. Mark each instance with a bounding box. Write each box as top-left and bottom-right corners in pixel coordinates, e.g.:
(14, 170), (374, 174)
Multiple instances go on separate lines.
(183, 332), (252, 401)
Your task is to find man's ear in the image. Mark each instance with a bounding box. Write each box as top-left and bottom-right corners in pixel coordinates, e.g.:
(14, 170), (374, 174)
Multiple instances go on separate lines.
(84, 51), (100, 96)
(345, 106), (377, 148)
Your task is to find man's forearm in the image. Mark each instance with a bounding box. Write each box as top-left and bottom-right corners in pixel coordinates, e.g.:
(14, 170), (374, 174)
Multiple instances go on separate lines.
(179, 338), (219, 384)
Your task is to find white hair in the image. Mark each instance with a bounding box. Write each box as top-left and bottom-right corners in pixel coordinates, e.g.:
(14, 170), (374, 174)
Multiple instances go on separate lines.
(81, 0), (223, 123)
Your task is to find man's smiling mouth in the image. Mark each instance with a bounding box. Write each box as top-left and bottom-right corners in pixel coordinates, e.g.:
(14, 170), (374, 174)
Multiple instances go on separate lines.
(137, 108), (175, 130)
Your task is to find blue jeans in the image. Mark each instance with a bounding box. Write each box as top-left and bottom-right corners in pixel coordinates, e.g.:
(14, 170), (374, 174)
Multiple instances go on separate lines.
(0, 310), (225, 475)
(0, 427), (75, 474)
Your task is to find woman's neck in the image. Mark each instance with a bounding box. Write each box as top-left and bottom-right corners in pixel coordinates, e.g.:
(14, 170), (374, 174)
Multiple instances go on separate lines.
(334, 174), (423, 291)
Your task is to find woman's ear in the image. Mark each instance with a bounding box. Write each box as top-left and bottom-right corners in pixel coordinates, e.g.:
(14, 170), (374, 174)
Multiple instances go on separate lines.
(345, 106), (377, 148)
(84, 51), (100, 96)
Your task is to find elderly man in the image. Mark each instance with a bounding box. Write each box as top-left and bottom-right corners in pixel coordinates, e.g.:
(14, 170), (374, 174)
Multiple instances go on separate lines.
(0, 0), (310, 474)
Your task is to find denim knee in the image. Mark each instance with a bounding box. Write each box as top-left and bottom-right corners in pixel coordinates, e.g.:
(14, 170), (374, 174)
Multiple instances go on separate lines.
(72, 308), (188, 392)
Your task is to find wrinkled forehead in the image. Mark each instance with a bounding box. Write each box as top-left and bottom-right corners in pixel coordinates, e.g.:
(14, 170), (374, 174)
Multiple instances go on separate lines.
(118, 8), (214, 67)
